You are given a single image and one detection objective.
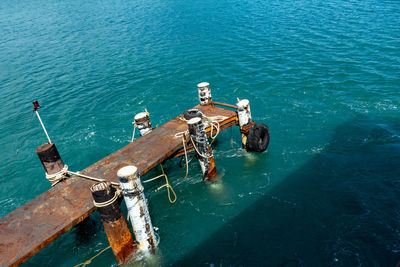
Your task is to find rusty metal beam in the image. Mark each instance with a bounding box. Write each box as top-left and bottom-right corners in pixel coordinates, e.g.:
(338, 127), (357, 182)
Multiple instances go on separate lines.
(0, 104), (238, 266)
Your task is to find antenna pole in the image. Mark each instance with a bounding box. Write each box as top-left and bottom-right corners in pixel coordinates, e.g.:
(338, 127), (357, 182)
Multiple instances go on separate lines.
(33, 101), (52, 144)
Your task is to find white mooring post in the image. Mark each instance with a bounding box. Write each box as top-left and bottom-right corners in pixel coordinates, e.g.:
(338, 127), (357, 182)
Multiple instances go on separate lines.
(237, 99), (253, 149)
(134, 112), (153, 137)
(187, 117), (218, 180)
(117, 166), (157, 252)
(197, 82), (212, 105)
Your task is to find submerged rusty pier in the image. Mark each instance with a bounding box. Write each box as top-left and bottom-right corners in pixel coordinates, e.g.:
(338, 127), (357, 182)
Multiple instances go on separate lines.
(0, 107), (238, 266)
(0, 82), (270, 266)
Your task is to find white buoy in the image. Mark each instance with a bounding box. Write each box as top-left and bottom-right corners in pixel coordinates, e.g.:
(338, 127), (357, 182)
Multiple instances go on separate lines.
(117, 166), (156, 252)
(134, 112), (153, 136)
(237, 99), (253, 148)
(197, 82), (212, 105)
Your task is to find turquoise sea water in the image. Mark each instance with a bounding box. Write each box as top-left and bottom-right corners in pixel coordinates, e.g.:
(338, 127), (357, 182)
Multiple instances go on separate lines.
(0, 0), (399, 265)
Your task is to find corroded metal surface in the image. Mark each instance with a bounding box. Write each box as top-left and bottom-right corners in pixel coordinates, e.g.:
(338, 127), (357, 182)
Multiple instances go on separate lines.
(103, 212), (136, 263)
(0, 104), (238, 266)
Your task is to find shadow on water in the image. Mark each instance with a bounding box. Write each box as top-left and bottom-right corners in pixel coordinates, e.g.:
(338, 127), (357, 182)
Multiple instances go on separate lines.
(175, 117), (400, 266)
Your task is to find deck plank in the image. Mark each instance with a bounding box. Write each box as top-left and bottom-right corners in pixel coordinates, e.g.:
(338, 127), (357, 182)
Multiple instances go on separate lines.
(0, 105), (238, 266)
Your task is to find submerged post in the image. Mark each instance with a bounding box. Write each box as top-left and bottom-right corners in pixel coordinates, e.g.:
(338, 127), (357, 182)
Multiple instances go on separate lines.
(134, 111), (153, 137)
(91, 182), (136, 263)
(187, 117), (218, 180)
(117, 166), (157, 252)
(197, 82), (212, 105)
(237, 99), (253, 149)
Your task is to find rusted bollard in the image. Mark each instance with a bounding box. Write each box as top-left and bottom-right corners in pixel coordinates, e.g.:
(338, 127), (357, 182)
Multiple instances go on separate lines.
(36, 143), (67, 185)
(91, 182), (136, 263)
(117, 166), (157, 253)
(187, 117), (218, 180)
(134, 112), (153, 136)
(197, 82), (212, 105)
(237, 99), (253, 149)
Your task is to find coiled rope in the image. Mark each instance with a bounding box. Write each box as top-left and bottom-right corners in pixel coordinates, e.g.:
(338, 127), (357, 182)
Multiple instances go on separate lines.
(92, 188), (121, 208)
(45, 165), (69, 186)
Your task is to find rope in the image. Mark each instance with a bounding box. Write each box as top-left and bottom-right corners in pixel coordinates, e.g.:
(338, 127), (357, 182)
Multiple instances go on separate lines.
(174, 131), (189, 179)
(190, 136), (214, 159)
(46, 165), (69, 186)
(142, 164), (177, 204)
(67, 171), (120, 186)
(156, 165), (177, 204)
(209, 120), (220, 142)
(93, 188), (121, 208)
(230, 127), (246, 156)
(74, 246), (111, 267)
(131, 122), (137, 142)
(46, 167), (120, 187)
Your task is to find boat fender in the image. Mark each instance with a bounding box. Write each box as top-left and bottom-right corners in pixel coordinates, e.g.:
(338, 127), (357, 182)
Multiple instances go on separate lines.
(183, 108), (203, 120)
(246, 123), (270, 152)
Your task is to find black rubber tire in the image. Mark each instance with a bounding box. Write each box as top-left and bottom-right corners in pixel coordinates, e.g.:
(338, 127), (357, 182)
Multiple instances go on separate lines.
(183, 108), (203, 120)
(246, 123), (270, 152)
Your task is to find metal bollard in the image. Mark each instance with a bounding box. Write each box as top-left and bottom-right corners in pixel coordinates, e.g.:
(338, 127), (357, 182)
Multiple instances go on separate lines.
(134, 112), (153, 136)
(187, 117), (218, 180)
(237, 99), (253, 149)
(117, 166), (157, 252)
(36, 143), (65, 176)
(91, 182), (136, 263)
(36, 143), (67, 185)
(197, 82), (212, 105)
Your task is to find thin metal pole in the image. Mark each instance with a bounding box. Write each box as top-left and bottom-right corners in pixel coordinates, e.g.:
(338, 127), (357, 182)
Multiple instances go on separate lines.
(210, 101), (238, 110)
(35, 111), (52, 144)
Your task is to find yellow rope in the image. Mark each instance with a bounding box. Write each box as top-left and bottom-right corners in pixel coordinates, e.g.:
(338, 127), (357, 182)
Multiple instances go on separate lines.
(174, 131), (189, 179)
(156, 165), (177, 204)
(131, 122), (137, 142)
(142, 164), (177, 204)
(209, 120), (220, 144)
(190, 136), (214, 159)
(230, 127), (246, 156)
(74, 246), (111, 267)
(182, 134), (189, 179)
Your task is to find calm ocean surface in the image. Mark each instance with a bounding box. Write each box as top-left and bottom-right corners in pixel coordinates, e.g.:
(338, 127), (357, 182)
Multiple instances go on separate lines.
(0, 0), (399, 266)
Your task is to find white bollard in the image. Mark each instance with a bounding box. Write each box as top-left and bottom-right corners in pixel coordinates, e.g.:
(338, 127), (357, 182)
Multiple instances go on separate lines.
(197, 82), (212, 105)
(117, 166), (156, 252)
(134, 112), (153, 136)
(237, 99), (252, 127)
(237, 99), (253, 149)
